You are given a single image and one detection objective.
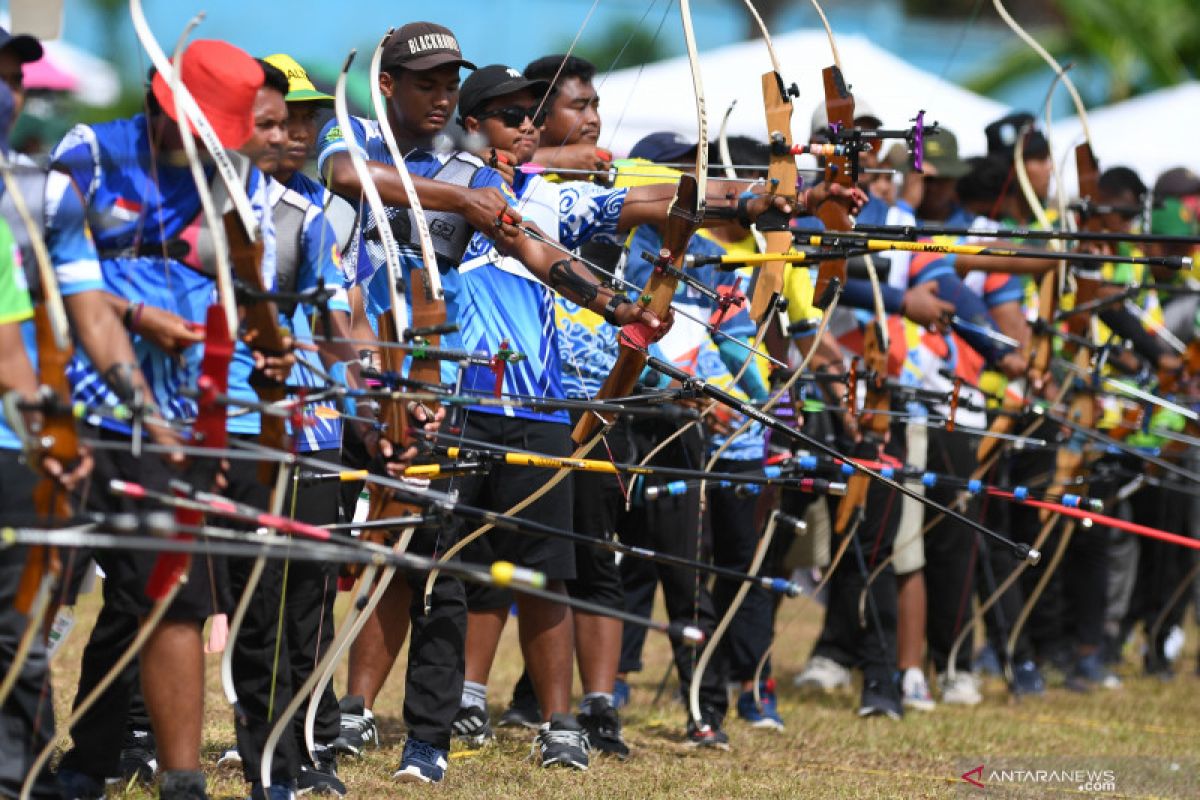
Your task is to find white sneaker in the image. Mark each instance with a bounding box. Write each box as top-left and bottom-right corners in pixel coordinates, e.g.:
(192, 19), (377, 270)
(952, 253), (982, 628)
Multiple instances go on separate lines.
(939, 671), (982, 706)
(793, 655), (851, 692)
(216, 745), (241, 768)
(901, 667), (936, 711)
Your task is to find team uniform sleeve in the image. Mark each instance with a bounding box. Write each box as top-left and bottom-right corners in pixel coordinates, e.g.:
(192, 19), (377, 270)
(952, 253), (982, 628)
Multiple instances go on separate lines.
(316, 116), (369, 180)
(462, 165), (520, 261)
(556, 182), (629, 250)
(49, 124), (102, 203)
(43, 170), (104, 296)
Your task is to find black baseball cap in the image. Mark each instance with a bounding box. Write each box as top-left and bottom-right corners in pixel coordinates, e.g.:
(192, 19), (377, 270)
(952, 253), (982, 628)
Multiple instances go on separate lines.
(985, 112), (1049, 160)
(458, 65), (549, 120)
(0, 27), (43, 64)
(380, 22), (476, 72)
(629, 131), (698, 164)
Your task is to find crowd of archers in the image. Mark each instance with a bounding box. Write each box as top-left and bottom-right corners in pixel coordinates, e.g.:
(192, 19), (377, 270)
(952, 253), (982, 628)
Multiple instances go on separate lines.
(3, 2), (1200, 799)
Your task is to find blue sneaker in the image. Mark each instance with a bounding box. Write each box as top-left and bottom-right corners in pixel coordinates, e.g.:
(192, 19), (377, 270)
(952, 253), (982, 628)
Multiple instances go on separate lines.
(393, 738), (448, 784)
(248, 782), (295, 800)
(736, 679), (785, 730)
(1066, 652), (1122, 693)
(1010, 660), (1046, 696)
(613, 677), (631, 710)
(973, 644), (1002, 677)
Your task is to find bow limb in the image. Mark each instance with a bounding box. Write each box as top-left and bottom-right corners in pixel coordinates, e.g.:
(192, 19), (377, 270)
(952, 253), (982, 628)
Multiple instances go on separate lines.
(129, 0), (251, 334)
(804, 15), (893, 537)
(21, 24), (231, 795)
(0, 148), (73, 715)
(428, 0), (714, 604)
(569, 0), (708, 449)
(295, 41), (423, 763)
(981, 0), (1100, 684)
(751, 506), (859, 708)
(264, 564), (379, 785)
(688, 510), (781, 726)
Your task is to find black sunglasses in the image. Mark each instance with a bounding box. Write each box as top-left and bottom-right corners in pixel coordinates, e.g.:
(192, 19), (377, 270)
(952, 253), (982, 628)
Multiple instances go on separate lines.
(475, 104), (546, 128)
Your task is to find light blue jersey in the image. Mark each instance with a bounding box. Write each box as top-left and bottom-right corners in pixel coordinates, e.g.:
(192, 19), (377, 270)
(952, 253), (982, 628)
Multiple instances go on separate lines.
(52, 116), (276, 436)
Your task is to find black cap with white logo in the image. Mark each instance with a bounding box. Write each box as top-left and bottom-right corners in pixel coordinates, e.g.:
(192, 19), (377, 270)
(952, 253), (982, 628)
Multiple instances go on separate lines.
(380, 22), (477, 72)
(458, 65), (549, 120)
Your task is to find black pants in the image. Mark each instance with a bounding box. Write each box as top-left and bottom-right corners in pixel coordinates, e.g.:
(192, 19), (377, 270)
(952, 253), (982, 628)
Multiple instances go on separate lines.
(394, 527), (467, 751)
(59, 433), (224, 782)
(1009, 424), (1110, 657)
(810, 422), (904, 684)
(341, 441), (467, 752)
(226, 447), (367, 783)
(922, 427), (981, 673)
(1126, 483), (1194, 665)
(617, 419), (727, 718)
(0, 451), (58, 799)
(709, 458), (777, 682)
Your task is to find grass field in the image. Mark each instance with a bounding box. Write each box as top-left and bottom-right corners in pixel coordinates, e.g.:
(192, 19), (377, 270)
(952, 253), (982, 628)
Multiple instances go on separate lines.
(46, 585), (1200, 799)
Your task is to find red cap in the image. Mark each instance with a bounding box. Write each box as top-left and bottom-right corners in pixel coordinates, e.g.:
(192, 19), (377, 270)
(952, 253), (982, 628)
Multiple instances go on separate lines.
(151, 39), (264, 149)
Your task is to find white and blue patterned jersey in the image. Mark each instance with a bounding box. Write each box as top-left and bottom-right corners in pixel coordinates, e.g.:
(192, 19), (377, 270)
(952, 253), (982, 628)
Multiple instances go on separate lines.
(52, 116), (276, 435)
(317, 115), (627, 423)
(0, 157), (104, 451)
(454, 174), (625, 422)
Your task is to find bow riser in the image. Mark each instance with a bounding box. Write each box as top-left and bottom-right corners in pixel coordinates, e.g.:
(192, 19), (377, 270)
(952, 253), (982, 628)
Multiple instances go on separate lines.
(812, 66), (855, 308)
(748, 72), (798, 322)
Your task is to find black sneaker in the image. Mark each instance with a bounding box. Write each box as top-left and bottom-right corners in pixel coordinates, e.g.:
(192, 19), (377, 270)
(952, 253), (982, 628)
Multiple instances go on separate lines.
(578, 698), (630, 760)
(534, 712), (590, 770)
(158, 769), (209, 800)
(858, 677), (903, 720)
(330, 695), (377, 757)
(684, 707), (730, 750)
(498, 695), (541, 730)
(451, 704), (494, 747)
(119, 726), (157, 783)
(55, 769), (106, 800)
(297, 746), (346, 797)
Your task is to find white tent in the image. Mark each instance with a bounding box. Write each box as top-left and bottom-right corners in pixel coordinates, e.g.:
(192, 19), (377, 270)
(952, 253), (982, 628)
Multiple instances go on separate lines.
(1048, 82), (1200, 196)
(594, 29), (1009, 159)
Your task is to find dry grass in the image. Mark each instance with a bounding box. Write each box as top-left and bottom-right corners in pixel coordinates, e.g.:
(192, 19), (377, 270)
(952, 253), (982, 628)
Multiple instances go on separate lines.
(47, 587), (1200, 799)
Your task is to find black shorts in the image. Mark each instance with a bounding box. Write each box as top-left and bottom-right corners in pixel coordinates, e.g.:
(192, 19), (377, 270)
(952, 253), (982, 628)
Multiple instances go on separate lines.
(564, 419), (629, 609)
(81, 431), (225, 623)
(456, 413), (575, 609)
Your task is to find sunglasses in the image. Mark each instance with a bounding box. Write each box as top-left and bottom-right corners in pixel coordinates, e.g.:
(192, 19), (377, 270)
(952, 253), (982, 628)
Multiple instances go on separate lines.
(475, 104), (546, 128)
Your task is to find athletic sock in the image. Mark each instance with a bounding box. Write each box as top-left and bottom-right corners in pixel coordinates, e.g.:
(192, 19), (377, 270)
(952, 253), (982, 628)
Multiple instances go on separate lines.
(461, 680), (488, 711)
(581, 692), (614, 713)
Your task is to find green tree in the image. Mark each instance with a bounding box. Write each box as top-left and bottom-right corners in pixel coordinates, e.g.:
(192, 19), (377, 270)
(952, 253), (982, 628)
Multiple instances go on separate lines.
(968, 0), (1199, 104)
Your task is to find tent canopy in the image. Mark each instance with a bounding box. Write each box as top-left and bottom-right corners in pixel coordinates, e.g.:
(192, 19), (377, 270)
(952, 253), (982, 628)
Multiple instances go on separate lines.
(593, 29), (1009, 159)
(1048, 82), (1200, 196)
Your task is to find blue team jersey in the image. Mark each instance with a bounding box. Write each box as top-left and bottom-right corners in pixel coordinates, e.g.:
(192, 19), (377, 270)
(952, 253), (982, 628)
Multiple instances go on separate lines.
(0, 161), (105, 450)
(317, 115), (626, 423)
(263, 179), (350, 452)
(52, 116), (276, 435)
